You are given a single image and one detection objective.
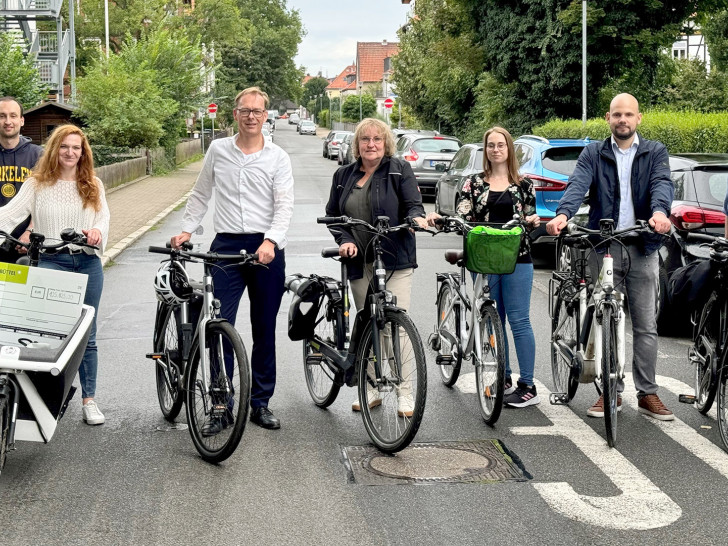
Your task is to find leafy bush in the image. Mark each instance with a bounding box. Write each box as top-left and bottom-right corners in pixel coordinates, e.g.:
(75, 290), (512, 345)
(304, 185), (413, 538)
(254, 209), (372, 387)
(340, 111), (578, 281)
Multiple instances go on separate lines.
(91, 146), (144, 167)
(532, 110), (728, 153)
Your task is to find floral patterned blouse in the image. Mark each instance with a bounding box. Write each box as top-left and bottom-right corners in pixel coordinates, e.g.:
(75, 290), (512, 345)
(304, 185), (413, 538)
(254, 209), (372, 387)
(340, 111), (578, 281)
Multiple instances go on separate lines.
(456, 172), (536, 258)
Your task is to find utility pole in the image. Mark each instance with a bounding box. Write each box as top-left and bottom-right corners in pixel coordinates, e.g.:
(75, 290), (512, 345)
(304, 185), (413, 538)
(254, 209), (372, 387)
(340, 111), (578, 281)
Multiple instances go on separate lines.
(582, 0), (587, 127)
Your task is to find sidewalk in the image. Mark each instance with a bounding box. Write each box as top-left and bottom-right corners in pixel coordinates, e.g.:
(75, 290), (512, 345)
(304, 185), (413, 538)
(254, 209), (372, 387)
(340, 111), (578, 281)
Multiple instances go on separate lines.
(102, 158), (204, 266)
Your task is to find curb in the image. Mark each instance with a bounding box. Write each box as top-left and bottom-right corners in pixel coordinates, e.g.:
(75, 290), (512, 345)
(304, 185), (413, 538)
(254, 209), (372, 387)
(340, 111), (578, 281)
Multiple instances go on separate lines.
(101, 189), (193, 267)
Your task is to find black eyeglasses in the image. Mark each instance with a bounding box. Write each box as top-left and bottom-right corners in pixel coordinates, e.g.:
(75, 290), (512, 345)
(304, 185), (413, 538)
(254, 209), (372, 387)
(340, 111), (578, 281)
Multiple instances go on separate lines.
(235, 108), (267, 119)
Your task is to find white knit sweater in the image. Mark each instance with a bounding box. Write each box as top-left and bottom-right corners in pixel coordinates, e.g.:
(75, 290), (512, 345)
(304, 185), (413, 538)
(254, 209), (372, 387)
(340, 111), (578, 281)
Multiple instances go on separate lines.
(0, 177), (110, 256)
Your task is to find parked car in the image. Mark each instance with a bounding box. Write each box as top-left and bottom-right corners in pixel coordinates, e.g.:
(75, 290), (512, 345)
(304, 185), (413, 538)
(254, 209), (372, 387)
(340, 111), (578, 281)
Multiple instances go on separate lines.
(393, 134), (462, 196)
(562, 153), (728, 334)
(299, 120), (316, 135)
(338, 133), (355, 165)
(434, 143), (483, 215)
(288, 113), (300, 125)
(323, 130), (352, 160)
(513, 135), (594, 249)
(391, 128), (438, 140)
(280, 113), (289, 119)
(262, 127), (273, 144)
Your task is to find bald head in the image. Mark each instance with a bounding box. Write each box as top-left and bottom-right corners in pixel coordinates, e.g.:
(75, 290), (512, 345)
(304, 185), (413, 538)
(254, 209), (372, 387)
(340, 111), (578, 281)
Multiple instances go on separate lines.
(606, 93), (642, 146)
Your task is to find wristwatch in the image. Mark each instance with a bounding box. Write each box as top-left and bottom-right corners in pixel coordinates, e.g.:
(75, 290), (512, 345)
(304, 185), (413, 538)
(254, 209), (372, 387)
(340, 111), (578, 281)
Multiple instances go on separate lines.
(265, 238), (278, 249)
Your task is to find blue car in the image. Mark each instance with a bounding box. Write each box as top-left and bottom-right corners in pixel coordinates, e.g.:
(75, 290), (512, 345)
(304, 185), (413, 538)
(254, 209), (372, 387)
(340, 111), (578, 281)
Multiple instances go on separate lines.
(513, 135), (595, 247)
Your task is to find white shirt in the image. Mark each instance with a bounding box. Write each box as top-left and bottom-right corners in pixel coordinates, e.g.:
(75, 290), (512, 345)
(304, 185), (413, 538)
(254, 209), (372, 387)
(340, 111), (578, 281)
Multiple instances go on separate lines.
(181, 135), (295, 248)
(0, 177), (110, 256)
(611, 134), (639, 230)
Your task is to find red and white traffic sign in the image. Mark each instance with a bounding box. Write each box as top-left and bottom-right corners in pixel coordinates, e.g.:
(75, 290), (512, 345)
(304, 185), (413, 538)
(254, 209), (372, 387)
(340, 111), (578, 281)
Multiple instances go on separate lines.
(384, 98), (394, 109)
(208, 103), (218, 114)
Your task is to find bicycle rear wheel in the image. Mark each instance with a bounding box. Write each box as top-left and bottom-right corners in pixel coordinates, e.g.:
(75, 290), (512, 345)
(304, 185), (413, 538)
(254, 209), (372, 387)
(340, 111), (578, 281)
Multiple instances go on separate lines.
(185, 321), (251, 463)
(717, 365), (728, 452)
(435, 282), (462, 387)
(551, 284), (580, 400)
(601, 305), (619, 448)
(358, 309), (427, 453)
(476, 305), (505, 425)
(154, 305), (185, 421)
(691, 296), (721, 414)
(303, 294), (342, 408)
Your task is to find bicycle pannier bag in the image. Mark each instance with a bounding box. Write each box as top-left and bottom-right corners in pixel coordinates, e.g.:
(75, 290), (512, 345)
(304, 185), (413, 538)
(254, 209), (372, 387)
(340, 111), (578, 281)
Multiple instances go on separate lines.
(288, 278), (324, 341)
(667, 259), (715, 312)
(465, 225), (523, 275)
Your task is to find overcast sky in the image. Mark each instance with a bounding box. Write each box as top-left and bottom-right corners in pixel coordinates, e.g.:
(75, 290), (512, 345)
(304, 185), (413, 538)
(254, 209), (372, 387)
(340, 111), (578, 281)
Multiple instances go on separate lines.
(288, 0), (412, 79)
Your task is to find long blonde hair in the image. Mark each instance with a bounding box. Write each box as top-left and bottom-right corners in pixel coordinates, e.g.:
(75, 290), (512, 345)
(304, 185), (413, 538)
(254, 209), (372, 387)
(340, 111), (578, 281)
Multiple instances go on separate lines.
(32, 124), (101, 211)
(483, 126), (521, 186)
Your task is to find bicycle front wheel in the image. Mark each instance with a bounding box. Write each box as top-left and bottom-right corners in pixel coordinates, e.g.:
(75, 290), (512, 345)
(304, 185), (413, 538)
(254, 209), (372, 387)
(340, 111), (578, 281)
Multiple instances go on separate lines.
(357, 309), (427, 453)
(717, 365), (728, 452)
(0, 395), (9, 472)
(692, 296), (721, 414)
(303, 293), (342, 407)
(154, 305), (185, 421)
(476, 305), (505, 425)
(551, 285), (579, 400)
(601, 305), (619, 448)
(185, 321), (251, 463)
(435, 282), (462, 387)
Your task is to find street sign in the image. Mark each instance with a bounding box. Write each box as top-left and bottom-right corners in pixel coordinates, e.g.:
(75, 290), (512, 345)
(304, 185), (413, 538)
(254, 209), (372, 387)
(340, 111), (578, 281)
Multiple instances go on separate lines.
(208, 103), (218, 114)
(208, 113), (216, 119)
(384, 98), (394, 109)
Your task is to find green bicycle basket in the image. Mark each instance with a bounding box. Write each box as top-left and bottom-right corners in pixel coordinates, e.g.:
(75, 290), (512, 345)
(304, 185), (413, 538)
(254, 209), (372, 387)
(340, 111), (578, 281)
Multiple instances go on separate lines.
(465, 225), (524, 275)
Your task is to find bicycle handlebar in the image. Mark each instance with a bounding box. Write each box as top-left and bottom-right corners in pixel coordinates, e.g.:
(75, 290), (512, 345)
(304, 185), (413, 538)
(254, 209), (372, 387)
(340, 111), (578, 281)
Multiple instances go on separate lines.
(148, 245), (259, 264)
(432, 214), (524, 234)
(562, 219), (655, 238)
(317, 215), (429, 233)
(0, 228), (98, 251)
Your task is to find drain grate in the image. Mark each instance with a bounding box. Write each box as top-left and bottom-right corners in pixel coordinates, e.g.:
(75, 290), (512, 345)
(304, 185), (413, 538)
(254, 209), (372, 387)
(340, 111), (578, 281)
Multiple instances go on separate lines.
(342, 439), (531, 485)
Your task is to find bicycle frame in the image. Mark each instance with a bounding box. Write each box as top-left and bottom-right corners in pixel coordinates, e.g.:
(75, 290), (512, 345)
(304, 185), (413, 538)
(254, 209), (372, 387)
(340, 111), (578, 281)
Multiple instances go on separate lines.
(590, 253), (627, 384)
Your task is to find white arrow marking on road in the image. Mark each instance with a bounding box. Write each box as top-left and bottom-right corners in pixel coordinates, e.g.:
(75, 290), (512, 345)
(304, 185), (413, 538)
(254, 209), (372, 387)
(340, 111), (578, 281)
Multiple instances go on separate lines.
(456, 374), (682, 529)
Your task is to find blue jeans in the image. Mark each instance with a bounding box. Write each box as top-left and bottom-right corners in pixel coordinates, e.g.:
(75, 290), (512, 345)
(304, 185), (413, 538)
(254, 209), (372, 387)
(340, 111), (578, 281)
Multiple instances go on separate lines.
(39, 252), (104, 399)
(487, 263), (536, 386)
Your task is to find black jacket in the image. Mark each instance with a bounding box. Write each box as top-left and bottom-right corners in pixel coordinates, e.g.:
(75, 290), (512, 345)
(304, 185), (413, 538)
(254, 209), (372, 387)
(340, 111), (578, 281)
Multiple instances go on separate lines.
(555, 135), (673, 255)
(325, 156), (426, 280)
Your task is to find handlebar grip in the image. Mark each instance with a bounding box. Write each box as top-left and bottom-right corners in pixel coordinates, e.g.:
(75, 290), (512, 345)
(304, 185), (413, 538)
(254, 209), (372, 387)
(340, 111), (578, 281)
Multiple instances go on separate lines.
(148, 246), (172, 255)
(165, 241), (193, 250)
(317, 216), (347, 225)
(685, 233), (719, 243)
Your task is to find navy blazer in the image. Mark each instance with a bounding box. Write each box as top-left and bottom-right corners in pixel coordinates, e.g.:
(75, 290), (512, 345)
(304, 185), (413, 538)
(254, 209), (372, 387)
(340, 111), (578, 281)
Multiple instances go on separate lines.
(555, 135), (673, 255)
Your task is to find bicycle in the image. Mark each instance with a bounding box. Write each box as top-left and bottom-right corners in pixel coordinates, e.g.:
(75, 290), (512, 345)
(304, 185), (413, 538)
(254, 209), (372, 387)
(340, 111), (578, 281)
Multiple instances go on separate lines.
(683, 234), (728, 451)
(147, 243), (256, 463)
(428, 216), (525, 425)
(0, 228), (97, 473)
(550, 219), (657, 447)
(285, 215), (428, 453)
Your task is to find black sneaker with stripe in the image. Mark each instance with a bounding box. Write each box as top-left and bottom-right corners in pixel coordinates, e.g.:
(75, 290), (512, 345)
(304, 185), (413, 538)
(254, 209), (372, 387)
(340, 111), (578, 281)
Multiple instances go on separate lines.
(504, 381), (540, 408)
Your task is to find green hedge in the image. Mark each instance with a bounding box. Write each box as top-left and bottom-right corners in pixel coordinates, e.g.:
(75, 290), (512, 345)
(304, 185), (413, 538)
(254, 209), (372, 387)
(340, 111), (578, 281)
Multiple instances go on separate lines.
(91, 145), (144, 167)
(532, 110), (728, 154)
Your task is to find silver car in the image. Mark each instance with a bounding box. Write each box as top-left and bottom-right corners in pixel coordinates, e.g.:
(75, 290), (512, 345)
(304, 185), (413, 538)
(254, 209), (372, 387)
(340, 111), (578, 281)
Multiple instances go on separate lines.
(338, 133), (355, 165)
(299, 120), (316, 135)
(434, 143), (483, 215)
(323, 130), (352, 160)
(393, 134), (462, 196)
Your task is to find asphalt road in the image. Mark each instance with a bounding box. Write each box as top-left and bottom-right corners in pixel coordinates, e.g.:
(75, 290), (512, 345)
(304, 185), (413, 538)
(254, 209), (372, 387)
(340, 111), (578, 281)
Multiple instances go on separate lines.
(1, 122), (726, 545)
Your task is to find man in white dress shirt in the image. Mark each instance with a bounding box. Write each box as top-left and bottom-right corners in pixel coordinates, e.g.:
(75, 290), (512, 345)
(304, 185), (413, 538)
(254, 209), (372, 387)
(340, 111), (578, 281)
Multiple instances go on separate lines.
(172, 87), (294, 430)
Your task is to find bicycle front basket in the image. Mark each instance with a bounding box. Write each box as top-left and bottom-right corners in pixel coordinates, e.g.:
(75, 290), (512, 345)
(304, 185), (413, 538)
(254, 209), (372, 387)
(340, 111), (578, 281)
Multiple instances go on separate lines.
(465, 225), (523, 275)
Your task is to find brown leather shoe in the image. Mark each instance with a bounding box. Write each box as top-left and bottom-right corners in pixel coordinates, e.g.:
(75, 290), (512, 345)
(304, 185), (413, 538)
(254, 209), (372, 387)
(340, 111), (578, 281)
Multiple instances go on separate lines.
(586, 394), (622, 418)
(638, 394), (674, 421)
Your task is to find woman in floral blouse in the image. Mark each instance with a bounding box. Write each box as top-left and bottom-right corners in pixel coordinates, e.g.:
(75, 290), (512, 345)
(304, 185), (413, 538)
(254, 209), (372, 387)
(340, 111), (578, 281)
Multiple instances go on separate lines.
(434, 126), (541, 408)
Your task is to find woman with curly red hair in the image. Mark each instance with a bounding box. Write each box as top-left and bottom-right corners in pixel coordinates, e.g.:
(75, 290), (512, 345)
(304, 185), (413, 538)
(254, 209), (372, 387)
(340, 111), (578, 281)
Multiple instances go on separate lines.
(0, 124), (109, 425)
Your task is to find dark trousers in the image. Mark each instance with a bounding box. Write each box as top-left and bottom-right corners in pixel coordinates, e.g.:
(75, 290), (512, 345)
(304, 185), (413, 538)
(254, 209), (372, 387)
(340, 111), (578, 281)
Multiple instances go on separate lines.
(210, 233), (285, 408)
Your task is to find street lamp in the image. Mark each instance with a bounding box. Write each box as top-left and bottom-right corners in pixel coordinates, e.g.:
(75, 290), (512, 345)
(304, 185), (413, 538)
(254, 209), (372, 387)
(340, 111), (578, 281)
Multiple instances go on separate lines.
(358, 83), (363, 122)
(104, 0), (109, 59)
(582, 0), (587, 126)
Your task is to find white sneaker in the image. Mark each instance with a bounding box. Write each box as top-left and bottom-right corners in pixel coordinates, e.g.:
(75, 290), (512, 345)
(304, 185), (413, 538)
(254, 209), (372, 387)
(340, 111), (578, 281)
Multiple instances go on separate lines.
(82, 400), (105, 425)
(351, 390), (382, 412)
(397, 395), (415, 417)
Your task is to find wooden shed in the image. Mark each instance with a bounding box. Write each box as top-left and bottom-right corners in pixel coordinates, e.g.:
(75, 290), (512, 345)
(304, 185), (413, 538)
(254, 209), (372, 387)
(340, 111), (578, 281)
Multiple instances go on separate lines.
(22, 102), (82, 145)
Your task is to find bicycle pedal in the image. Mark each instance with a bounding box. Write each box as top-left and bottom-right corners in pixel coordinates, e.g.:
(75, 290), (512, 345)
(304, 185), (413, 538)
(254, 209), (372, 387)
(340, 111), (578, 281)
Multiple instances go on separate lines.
(435, 354), (455, 366)
(678, 394), (696, 404)
(211, 403), (227, 413)
(549, 393), (569, 405)
(146, 352), (164, 360)
(306, 353), (323, 366)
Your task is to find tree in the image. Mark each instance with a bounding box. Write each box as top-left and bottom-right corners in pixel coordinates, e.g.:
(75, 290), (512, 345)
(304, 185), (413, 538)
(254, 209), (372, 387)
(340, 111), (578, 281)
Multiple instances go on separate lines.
(652, 58), (728, 112)
(302, 77), (330, 120)
(342, 93), (376, 121)
(702, 10), (728, 72)
(0, 33), (47, 107)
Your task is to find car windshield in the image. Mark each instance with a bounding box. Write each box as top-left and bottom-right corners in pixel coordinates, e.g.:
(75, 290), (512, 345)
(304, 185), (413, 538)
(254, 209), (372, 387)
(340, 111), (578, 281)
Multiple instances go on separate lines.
(693, 168), (728, 207)
(334, 132), (349, 140)
(412, 139), (460, 153)
(302, 121), (314, 126)
(541, 147), (584, 176)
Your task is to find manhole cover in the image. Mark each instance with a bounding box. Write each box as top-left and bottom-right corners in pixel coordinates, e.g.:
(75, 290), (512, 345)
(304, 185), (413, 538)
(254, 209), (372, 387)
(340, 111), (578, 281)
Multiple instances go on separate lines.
(342, 439), (531, 485)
